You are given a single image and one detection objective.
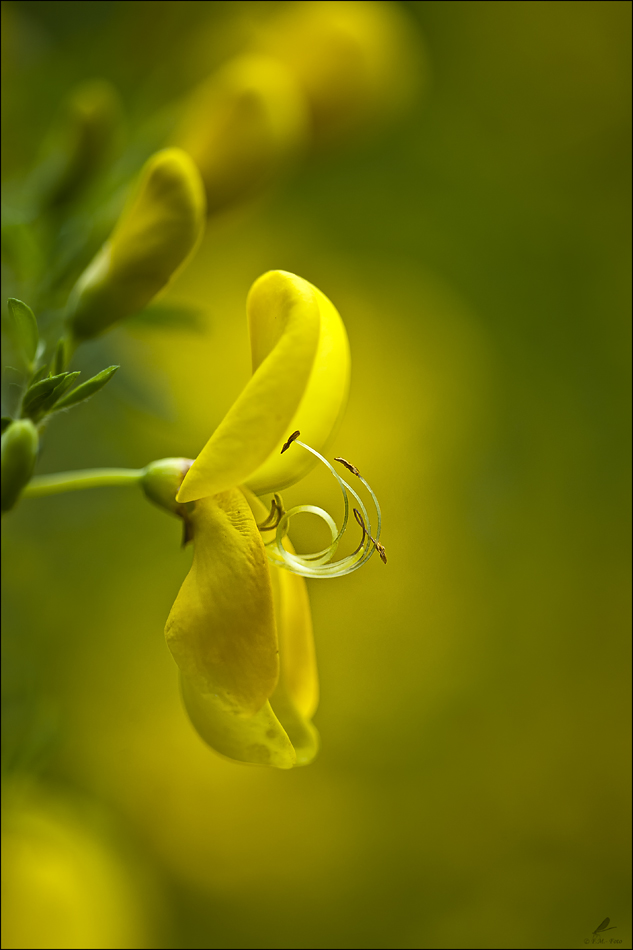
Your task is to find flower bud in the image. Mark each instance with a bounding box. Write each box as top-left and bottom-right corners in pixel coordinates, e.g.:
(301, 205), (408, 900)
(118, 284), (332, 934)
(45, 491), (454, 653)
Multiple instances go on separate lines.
(173, 54), (309, 214)
(66, 148), (206, 341)
(253, 0), (424, 147)
(1, 419), (38, 513)
(140, 458), (194, 519)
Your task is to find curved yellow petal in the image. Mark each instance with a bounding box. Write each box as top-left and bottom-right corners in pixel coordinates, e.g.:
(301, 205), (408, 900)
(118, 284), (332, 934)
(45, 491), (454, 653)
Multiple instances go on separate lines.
(177, 270), (320, 503)
(245, 282), (350, 494)
(178, 271), (349, 502)
(270, 555), (319, 720)
(180, 675), (296, 769)
(241, 488), (319, 765)
(165, 489), (278, 715)
(67, 148), (206, 340)
(268, 563), (320, 766)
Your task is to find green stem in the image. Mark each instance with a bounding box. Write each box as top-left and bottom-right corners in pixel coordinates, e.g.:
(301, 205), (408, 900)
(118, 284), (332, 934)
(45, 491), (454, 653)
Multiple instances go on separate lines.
(23, 468), (144, 498)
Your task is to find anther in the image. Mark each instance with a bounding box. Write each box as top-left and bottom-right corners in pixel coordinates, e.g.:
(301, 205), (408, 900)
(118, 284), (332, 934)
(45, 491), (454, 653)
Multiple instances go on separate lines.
(375, 542), (387, 565)
(335, 456), (360, 476)
(257, 494), (284, 531)
(281, 430), (301, 454)
(353, 507), (387, 565)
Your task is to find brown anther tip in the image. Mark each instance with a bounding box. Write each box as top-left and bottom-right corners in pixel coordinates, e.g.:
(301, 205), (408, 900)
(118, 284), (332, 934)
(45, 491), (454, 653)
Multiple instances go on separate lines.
(375, 542), (387, 564)
(281, 430), (301, 454)
(334, 456), (360, 476)
(353, 508), (366, 529)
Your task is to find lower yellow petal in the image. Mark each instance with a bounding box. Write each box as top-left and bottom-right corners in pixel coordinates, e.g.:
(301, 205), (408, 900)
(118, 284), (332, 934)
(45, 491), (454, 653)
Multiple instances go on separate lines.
(165, 488), (279, 715)
(180, 675), (296, 769)
(271, 558), (319, 720)
(244, 488), (320, 766)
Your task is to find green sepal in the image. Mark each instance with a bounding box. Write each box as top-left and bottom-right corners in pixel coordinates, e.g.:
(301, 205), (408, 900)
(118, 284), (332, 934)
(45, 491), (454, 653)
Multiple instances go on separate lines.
(1, 419), (39, 512)
(7, 298), (39, 366)
(53, 364), (119, 410)
(1, 417), (13, 435)
(21, 373), (68, 419)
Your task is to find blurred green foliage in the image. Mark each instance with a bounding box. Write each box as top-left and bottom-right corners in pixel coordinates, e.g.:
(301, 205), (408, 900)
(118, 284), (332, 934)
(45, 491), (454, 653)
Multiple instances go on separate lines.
(2, 1), (631, 948)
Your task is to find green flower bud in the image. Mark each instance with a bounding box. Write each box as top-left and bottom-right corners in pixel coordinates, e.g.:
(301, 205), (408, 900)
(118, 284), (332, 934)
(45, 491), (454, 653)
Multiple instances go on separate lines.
(1, 419), (39, 513)
(66, 148), (206, 341)
(141, 458), (194, 521)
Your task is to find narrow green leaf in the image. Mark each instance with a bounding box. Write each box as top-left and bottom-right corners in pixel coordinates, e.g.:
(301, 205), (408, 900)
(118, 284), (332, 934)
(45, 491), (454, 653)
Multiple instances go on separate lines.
(1, 417), (13, 435)
(40, 371), (81, 414)
(7, 298), (39, 364)
(53, 338), (68, 375)
(54, 365), (119, 410)
(21, 373), (68, 419)
(29, 366), (49, 386)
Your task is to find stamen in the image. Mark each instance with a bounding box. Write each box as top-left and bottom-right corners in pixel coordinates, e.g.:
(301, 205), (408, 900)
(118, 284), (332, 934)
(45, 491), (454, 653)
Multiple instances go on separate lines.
(334, 456), (360, 476)
(281, 430), (301, 454)
(353, 508), (387, 565)
(257, 493), (285, 531)
(264, 435), (386, 578)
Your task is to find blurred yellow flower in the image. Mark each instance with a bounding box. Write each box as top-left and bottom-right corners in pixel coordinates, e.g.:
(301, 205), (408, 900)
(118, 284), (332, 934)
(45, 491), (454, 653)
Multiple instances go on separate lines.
(251, 0), (424, 146)
(166, 270), (352, 768)
(173, 54), (309, 214)
(1, 788), (152, 950)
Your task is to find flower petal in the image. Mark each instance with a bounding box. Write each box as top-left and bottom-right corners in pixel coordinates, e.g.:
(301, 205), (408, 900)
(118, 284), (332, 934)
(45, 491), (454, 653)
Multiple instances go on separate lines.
(244, 488), (320, 765)
(270, 557), (319, 720)
(177, 270), (349, 502)
(165, 488), (279, 715)
(180, 675), (296, 769)
(245, 282), (350, 494)
(177, 270), (320, 502)
(268, 564), (320, 766)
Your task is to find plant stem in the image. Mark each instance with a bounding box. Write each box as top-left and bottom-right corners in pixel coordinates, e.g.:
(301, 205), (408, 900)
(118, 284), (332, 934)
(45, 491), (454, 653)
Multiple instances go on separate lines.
(22, 468), (144, 497)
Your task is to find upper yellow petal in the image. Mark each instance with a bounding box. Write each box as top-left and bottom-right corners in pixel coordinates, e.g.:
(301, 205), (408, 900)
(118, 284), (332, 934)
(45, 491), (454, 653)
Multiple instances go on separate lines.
(177, 270), (320, 502)
(245, 282), (350, 494)
(164, 488), (279, 715)
(177, 270), (349, 502)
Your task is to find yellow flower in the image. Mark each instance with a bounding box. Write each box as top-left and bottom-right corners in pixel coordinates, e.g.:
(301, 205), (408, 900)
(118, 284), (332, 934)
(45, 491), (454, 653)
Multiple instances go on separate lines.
(173, 54), (308, 215)
(165, 270), (357, 768)
(66, 148), (206, 341)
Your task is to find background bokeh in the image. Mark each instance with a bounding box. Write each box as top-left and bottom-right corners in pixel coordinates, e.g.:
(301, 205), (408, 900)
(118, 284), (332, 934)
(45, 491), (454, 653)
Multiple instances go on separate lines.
(2, 2), (631, 948)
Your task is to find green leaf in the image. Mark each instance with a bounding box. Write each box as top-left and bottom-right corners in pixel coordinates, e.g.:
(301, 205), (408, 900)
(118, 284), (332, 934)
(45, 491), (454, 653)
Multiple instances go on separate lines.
(7, 298), (39, 364)
(29, 366), (49, 386)
(21, 373), (69, 419)
(39, 371), (81, 414)
(52, 338), (68, 375)
(54, 365), (119, 410)
(1, 417), (13, 435)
